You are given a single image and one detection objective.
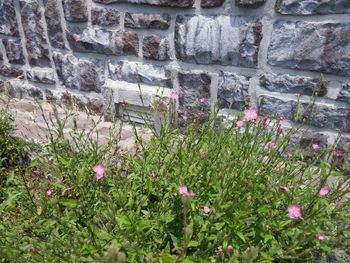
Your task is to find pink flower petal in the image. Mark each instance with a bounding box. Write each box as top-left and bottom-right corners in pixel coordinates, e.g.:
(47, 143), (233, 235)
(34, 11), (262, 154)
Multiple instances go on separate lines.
(288, 204), (302, 219)
(236, 120), (244, 128)
(170, 90), (179, 100)
(244, 108), (258, 121)
(47, 189), (53, 197)
(319, 186), (329, 197)
(312, 144), (319, 151)
(316, 233), (325, 241)
(204, 205), (211, 214)
(178, 184), (188, 195)
(93, 163), (106, 180)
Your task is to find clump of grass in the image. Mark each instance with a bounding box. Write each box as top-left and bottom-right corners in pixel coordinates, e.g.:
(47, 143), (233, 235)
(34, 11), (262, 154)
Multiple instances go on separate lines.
(0, 97), (349, 262)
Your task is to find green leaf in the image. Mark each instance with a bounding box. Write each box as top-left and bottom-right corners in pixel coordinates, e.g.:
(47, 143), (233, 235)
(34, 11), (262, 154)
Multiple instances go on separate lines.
(58, 199), (79, 208)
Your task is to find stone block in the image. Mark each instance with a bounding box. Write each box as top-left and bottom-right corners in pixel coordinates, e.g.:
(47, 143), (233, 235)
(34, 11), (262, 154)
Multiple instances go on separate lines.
(53, 52), (104, 92)
(125, 12), (170, 30)
(2, 39), (25, 65)
(0, 0), (19, 36)
(27, 68), (56, 84)
(92, 0), (194, 8)
(260, 73), (327, 97)
(63, 0), (88, 22)
(218, 72), (250, 110)
(108, 60), (172, 87)
(337, 83), (350, 104)
(235, 0), (265, 8)
(20, 0), (50, 67)
(175, 15), (262, 68)
(201, 0), (225, 8)
(43, 0), (65, 49)
(268, 21), (350, 77)
(143, 35), (170, 61)
(0, 64), (24, 78)
(91, 6), (120, 27)
(276, 0), (350, 15)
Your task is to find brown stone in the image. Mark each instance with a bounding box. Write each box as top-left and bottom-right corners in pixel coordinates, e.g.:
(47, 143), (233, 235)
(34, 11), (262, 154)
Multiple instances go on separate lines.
(125, 12), (171, 30)
(91, 6), (120, 27)
(235, 0), (265, 7)
(63, 0), (88, 22)
(201, 0), (225, 8)
(122, 32), (139, 56)
(44, 0), (65, 49)
(143, 35), (170, 61)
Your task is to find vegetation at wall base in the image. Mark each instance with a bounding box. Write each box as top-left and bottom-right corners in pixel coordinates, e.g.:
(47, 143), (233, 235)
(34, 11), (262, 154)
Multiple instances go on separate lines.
(0, 101), (349, 262)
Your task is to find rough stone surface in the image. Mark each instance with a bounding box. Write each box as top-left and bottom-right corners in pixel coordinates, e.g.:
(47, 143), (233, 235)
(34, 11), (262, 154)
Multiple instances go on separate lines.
(178, 71), (211, 109)
(67, 27), (139, 56)
(276, 0), (350, 15)
(53, 52), (104, 92)
(175, 15), (262, 68)
(20, 0), (50, 67)
(0, 0), (19, 36)
(260, 96), (350, 132)
(336, 136), (350, 174)
(27, 69), (56, 84)
(63, 0), (88, 22)
(260, 73), (327, 97)
(268, 21), (350, 77)
(259, 96), (296, 120)
(43, 0), (65, 49)
(143, 35), (170, 61)
(235, 0), (266, 8)
(337, 83), (350, 104)
(0, 64), (24, 78)
(91, 6), (120, 27)
(108, 60), (171, 87)
(218, 72), (250, 110)
(92, 0), (194, 8)
(125, 12), (171, 30)
(201, 0), (225, 8)
(2, 39), (25, 65)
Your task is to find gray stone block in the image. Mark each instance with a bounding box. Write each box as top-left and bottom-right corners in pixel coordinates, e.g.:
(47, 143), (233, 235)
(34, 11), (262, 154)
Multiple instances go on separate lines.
(20, 0), (50, 67)
(218, 72), (250, 110)
(0, 0), (19, 36)
(175, 15), (262, 68)
(63, 0), (88, 22)
(268, 21), (350, 77)
(92, 0), (194, 8)
(2, 39), (25, 65)
(276, 0), (350, 15)
(108, 60), (172, 87)
(91, 6), (120, 27)
(53, 52), (104, 92)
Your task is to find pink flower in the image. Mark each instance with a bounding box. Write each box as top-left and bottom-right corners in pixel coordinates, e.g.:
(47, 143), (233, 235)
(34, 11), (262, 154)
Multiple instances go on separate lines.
(319, 186), (329, 197)
(333, 149), (343, 158)
(288, 204), (302, 219)
(27, 246), (36, 253)
(276, 127), (283, 134)
(178, 184), (195, 197)
(199, 97), (205, 103)
(269, 140), (277, 149)
(93, 163), (106, 180)
(170, 90), (179, 101)
(312, 144), (319, 151)
(316, 233), (325, 241)
(199, 150), (207, 159)
(204, 205), (211, 214)
(261, 116), (268, 127)
(226, 245), (234, 254)
(47, 189), (53, 197)
(244, 108), (258, 121)
(178, 184), (188, 195)
(236, 120), (244, 128)
(279, 115), (285, 121)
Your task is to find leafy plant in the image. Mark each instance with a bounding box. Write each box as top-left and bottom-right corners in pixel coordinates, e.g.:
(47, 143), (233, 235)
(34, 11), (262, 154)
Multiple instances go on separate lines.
(0, 96), (349, 262)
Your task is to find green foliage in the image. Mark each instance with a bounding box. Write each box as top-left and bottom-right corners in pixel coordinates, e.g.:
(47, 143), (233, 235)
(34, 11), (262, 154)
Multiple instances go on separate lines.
(0, 103), (349, 262)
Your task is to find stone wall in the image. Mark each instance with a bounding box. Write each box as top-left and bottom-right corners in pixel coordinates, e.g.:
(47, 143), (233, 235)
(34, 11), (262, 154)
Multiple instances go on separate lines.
(0, 0), (350, 146)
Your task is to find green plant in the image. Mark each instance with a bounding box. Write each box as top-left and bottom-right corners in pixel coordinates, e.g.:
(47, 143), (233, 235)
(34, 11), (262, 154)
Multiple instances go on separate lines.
(0, 98), (349, 262)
